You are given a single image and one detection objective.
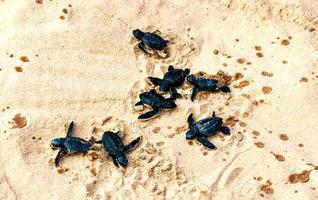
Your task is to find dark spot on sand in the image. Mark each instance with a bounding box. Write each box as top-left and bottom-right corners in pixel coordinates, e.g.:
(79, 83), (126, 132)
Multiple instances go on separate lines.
(15, 66), (23, 72)
(9, 113), (27, 129)
(20, 56), (29, 62)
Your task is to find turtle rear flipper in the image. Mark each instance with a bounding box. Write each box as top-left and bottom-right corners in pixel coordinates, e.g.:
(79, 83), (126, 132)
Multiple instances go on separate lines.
(111, 156), (120, 168)
(138, 108), (159, 120)
(171, 88), (181, 99)
(88, 137), (96, 145)
(197, 136), (216, 149)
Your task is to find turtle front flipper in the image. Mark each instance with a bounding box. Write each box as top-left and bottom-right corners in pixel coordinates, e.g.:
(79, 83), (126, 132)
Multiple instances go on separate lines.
(187, 114), (195, 128)
(124, 136), (142, 152)
(138, 42), (151, 54)
(66, 121), (74, 138)
(135, 101), (144, 106)
(191, 86), (200, 101)
(148, 77), (163, 86)
(55, 148), (67, 167)
(171, 87), (181, 99)
(138, 108), (159, 120)
(197, 136), (216, 149)
(220, 126), (231, 135)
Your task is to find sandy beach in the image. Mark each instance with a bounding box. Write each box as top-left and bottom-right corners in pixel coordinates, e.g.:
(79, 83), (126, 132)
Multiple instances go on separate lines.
(0, 0), (318, 199)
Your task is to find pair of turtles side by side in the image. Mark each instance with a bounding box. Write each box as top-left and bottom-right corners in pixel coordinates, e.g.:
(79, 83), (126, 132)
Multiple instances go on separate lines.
(51, 122), (141, 168)
(135, 65), (190, 120)
(147, 67), (231, 102)
(186, 112), (230, 149)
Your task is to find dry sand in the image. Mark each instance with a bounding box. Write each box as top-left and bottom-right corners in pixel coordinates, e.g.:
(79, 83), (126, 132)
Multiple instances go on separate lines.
(0, 0), (318, 199)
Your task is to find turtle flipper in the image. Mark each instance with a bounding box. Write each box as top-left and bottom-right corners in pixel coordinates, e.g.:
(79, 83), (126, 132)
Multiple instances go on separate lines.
(135, 101), (144, 106)
(220, 126), (231, 135)
(197, 136), (216, 149)
(88, 137), (96, 145)
(187, 113), (195, 128)
(212, 111), (216, 118)
(138, 108), (159, 120)
(124, 136), (142, 152)
(111, 156), (119, 168)
(219, 85), (231, 93)
(55, 148), (67, 167)
(171, 87), (181, 99)
(148, 77), (163, 86)
(138, 42), (151, 54)
(191, 86), (200, 101)
(66, 121), (74, 138)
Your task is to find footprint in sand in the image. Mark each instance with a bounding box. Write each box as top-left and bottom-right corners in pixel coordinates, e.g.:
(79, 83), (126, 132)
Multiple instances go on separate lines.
(132, 27), (200, 69)
(9, 113), (27, 129)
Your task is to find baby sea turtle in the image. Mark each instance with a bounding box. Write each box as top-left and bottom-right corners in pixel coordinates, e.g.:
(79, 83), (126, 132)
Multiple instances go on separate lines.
(148, 65), (190, 99)
(133, 29), (168, 54)
(187, 74), (231, 101)
(96, 132), (141, 168)
(135, 89), (176, 120)
(51, 121), (95, 167)
(186, 112), (230, 149)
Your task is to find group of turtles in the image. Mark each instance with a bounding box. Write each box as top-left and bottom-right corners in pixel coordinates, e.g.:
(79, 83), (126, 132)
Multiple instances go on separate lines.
(51, 29), (232, 168)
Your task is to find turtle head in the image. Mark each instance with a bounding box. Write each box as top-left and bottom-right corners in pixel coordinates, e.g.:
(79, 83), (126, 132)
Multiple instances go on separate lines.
(50, 138), (65, 148)
(183, 68), (190, 76)
(163, 99), (177, 109)
(116, 155), (128, 167)
(186, 74), (197, 84)
(133, 29), (145, 40)
(186, 129), (196, 139)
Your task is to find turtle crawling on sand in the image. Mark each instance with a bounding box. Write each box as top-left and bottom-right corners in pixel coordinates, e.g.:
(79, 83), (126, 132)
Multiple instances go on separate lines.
(185, 112), (230, 149)
(51, 121), (96, 167)
(133, 29), (168, 55)
(96, 132), (141, 168)
(187, 73), (231, 101)
(148, 65), (190, 99)
(135, 89), (177, 120)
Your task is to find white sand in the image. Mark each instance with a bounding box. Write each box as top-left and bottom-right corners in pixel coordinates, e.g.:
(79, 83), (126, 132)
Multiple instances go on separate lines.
(0, 0), (318, 199)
